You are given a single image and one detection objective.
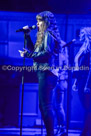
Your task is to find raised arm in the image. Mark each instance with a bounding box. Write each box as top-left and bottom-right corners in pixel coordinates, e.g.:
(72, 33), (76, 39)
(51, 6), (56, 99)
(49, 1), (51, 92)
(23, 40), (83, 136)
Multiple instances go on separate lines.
(25, 34), (34, 51)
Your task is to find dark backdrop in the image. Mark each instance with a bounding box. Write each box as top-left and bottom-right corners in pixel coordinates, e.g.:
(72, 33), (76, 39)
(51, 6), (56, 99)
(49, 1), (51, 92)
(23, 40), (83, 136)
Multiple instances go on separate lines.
(0, 0), (91, 14)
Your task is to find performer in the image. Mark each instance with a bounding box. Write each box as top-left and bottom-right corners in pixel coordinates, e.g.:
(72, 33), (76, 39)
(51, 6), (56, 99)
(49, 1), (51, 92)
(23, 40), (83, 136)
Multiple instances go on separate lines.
(72, 27), (91, 136)
(54, 40), (68, 136)
(19, 11), (61, 136)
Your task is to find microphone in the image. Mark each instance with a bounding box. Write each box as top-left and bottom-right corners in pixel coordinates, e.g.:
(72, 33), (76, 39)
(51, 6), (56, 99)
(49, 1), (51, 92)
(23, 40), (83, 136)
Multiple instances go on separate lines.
(62, 39), (76, 48)
(16, 25), (36, 32)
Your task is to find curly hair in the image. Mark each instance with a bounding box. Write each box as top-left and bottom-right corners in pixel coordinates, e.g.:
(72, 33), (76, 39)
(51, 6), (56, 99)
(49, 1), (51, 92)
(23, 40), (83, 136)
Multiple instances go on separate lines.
(35, 11), (61, 51)
(74, 27), (91, 67)
(80, 27), (91, 52)
(81, 27), (91, 40)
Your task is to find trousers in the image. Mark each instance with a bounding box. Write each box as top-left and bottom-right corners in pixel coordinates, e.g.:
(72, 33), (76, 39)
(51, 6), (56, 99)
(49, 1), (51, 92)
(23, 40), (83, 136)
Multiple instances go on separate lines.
(37, 70), (57, 136)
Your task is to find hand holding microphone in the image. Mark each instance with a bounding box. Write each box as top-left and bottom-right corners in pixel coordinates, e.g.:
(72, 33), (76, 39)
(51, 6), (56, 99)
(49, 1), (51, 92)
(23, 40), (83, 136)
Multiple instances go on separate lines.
(17, 25), (36, 57)
(16, 25), (36, 33)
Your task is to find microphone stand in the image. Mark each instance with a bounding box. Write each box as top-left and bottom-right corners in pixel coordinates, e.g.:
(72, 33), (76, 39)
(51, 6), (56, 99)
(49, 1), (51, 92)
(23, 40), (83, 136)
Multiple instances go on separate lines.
(20, 33), (26, 136)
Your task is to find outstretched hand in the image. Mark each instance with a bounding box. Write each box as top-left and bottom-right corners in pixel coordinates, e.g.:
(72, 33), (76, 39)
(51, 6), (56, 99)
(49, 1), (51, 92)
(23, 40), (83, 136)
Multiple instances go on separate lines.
(72, 79), (78, 91)
(18, 48), (28, 57)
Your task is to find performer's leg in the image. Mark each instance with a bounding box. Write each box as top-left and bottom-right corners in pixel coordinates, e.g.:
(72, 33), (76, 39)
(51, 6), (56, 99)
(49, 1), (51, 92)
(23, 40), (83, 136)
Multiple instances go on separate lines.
(54, 84), (65, 126)
(53, 83), (67, 136)
(38, 71), (57, 136)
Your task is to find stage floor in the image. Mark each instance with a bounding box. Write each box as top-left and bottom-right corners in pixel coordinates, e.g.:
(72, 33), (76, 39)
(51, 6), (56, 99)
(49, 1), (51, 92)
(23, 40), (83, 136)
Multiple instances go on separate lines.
(0, 128), (81, 136)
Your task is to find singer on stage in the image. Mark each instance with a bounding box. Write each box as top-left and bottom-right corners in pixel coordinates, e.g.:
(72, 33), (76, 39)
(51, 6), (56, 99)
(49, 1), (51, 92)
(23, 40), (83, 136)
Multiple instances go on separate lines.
(72, 27), (91, 136)
(19, 11), (61, 136)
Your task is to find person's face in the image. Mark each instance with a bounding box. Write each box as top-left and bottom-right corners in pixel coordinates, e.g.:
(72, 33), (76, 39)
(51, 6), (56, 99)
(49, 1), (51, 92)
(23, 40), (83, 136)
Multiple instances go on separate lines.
(37, 19), (45, 32)
(79, 29), (85, 41)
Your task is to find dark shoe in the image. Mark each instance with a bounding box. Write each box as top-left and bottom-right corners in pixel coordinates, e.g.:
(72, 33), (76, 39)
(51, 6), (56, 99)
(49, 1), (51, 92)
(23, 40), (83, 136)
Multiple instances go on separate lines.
(55, 126), (67, 136)
(61, 132), (67, 136)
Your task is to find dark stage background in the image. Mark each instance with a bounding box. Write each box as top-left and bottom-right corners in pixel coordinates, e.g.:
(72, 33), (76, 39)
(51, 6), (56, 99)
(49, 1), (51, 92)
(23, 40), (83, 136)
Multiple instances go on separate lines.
(0, 0), (91, 14)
